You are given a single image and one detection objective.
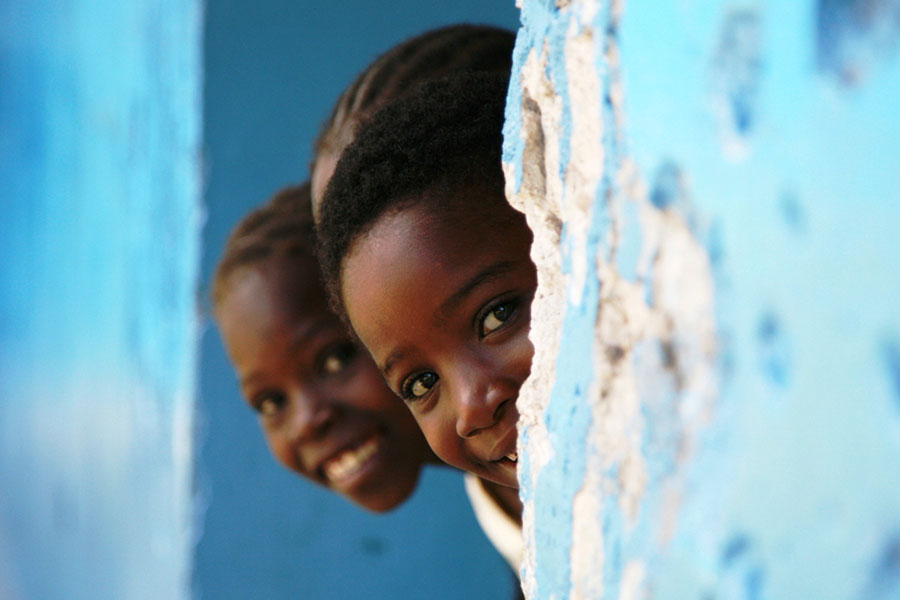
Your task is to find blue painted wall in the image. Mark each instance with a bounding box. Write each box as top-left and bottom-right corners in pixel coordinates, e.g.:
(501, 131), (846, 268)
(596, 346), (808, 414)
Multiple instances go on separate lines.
(0, 0), (202, 598)
(624, 2), (900, 597)
(506, 0), (900, 597)
(196, 2), (522, 598)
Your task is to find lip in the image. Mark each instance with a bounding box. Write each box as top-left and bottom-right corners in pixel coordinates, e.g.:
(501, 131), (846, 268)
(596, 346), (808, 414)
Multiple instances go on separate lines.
(320, 432), (389, 492)
(306, 427), (384, 482)
(488, 426), (519, 464)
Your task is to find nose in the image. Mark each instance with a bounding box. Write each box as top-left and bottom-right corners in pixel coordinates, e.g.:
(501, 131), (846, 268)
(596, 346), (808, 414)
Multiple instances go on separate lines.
(286, 387), (336, 443)
(454, 361), (518, 438)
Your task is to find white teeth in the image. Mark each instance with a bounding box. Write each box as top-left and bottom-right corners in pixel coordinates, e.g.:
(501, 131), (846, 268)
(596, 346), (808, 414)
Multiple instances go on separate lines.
(507, 452), (518, 462)
(323, 436), (380, 483)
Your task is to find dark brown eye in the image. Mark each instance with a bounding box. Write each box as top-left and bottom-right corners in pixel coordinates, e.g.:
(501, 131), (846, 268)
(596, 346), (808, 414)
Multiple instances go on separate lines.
(404, 371), (438, 400)
(254, 392), (285, 417)
(481, 301), (515, 336)
(319, 343), (358, 376)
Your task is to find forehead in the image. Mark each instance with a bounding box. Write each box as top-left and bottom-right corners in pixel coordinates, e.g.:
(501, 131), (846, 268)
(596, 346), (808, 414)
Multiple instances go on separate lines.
(340, 195), (532, 362)
(217, 256), (334, 360)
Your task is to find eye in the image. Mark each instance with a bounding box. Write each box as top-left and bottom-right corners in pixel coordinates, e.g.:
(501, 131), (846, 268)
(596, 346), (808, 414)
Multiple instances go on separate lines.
(253, 391), (286, 418)
(402, 371), (439, 401)
(480, 300), (517, 337)
(319, 342), (359, 376)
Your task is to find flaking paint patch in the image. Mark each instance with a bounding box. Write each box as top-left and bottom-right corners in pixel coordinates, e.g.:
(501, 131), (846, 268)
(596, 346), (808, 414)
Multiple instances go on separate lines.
(504, 38), (567, 598)
(507, 1), (718, 597)
(563, 19), (605, 306)
(563, 13), (610, 598)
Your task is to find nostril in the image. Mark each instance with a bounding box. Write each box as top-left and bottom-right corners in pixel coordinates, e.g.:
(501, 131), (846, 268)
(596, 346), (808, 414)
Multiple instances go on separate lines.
(492, 397), (512, 422)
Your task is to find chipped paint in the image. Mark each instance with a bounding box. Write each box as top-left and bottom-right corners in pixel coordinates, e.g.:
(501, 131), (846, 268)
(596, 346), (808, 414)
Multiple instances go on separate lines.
(506, 2), (716, 598)
(507, 0), (900, 597)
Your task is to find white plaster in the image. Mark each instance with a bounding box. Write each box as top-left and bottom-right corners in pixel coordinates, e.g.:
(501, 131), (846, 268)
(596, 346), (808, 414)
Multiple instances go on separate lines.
(618, 560), (647, 600)
(505, 44), (566, 598)
(571, 462), (605, 599)
(563, 22), (605, 306)
(508, 1), (717, 597)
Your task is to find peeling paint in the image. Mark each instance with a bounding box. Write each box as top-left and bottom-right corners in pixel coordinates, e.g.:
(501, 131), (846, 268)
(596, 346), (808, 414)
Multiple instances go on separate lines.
(506, 2), (716, 598)
(509, 0), (900, 597)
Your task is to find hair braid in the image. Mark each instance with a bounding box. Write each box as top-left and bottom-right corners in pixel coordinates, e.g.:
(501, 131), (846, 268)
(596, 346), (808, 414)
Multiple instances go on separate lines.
(212, 182), (316, 308)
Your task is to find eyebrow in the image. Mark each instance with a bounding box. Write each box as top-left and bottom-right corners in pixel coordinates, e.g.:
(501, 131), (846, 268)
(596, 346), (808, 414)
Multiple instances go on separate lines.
(382, 347), (411, 379)
(381, 260), (518, 378)
(436, 260), (518, 322)
(240, 321), (334, 390)
(287, 320), (333, 354)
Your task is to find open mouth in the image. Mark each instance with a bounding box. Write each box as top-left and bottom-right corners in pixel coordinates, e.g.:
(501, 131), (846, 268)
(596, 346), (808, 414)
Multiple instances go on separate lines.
(322, 434), (381, 484)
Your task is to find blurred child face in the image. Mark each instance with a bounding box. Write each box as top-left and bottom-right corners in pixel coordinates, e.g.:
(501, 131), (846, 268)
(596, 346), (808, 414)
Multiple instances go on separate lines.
(216, 255), (434, 512)
(340, 191), (536, 489)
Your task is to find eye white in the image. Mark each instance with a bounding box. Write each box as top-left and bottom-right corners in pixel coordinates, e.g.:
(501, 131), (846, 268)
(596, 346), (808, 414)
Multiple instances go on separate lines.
(483, 310), (504, 334)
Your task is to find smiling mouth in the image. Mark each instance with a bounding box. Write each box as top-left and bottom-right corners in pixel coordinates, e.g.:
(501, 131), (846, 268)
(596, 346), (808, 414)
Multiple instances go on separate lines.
(322, 435), (381, 484)
(494, 451), (517, 466)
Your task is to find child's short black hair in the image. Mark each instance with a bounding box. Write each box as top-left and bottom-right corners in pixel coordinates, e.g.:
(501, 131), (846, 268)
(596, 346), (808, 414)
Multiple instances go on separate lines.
(313, 24), (514, 165)
(316, 70), (509, 311)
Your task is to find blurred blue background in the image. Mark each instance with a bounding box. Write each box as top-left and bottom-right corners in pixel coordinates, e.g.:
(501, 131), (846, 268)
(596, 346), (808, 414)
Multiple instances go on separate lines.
(0, 0), (522, 598)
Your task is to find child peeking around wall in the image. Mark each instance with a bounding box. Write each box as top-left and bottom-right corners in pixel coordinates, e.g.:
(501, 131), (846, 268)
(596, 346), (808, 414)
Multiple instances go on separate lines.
(316, 69), (534, 546)
(213, 25), (525, 579)
(213, 183), (438, 512)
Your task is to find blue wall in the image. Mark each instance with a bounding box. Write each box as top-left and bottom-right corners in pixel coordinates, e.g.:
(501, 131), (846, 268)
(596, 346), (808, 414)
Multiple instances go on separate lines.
(0, 0), (202, 598)
(624, 2), (900, 597)
(196, 2), (522, 598)
(505, 0), (900, 597)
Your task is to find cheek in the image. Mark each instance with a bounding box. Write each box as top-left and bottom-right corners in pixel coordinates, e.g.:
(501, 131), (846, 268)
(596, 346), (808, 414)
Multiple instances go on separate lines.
(263, 426), (304, 475)
(508, 319), (536, 380)
(343, 363), (401, 412)
(417, 410), (460, 465)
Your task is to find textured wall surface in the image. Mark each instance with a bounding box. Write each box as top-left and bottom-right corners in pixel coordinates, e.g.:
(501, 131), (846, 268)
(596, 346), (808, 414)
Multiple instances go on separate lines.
(0, 0), (202, 598)
(504, 0), (900, 598)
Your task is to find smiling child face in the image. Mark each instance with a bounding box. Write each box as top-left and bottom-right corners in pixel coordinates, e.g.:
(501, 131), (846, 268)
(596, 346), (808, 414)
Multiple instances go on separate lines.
(217, 254), (434, 512)
(340, 189), (536, 489)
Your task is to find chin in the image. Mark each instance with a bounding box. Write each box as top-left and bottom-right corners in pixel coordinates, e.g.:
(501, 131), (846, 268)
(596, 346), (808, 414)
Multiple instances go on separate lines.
(354, 491), (409, 513)
(352, 474), (422, 513)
